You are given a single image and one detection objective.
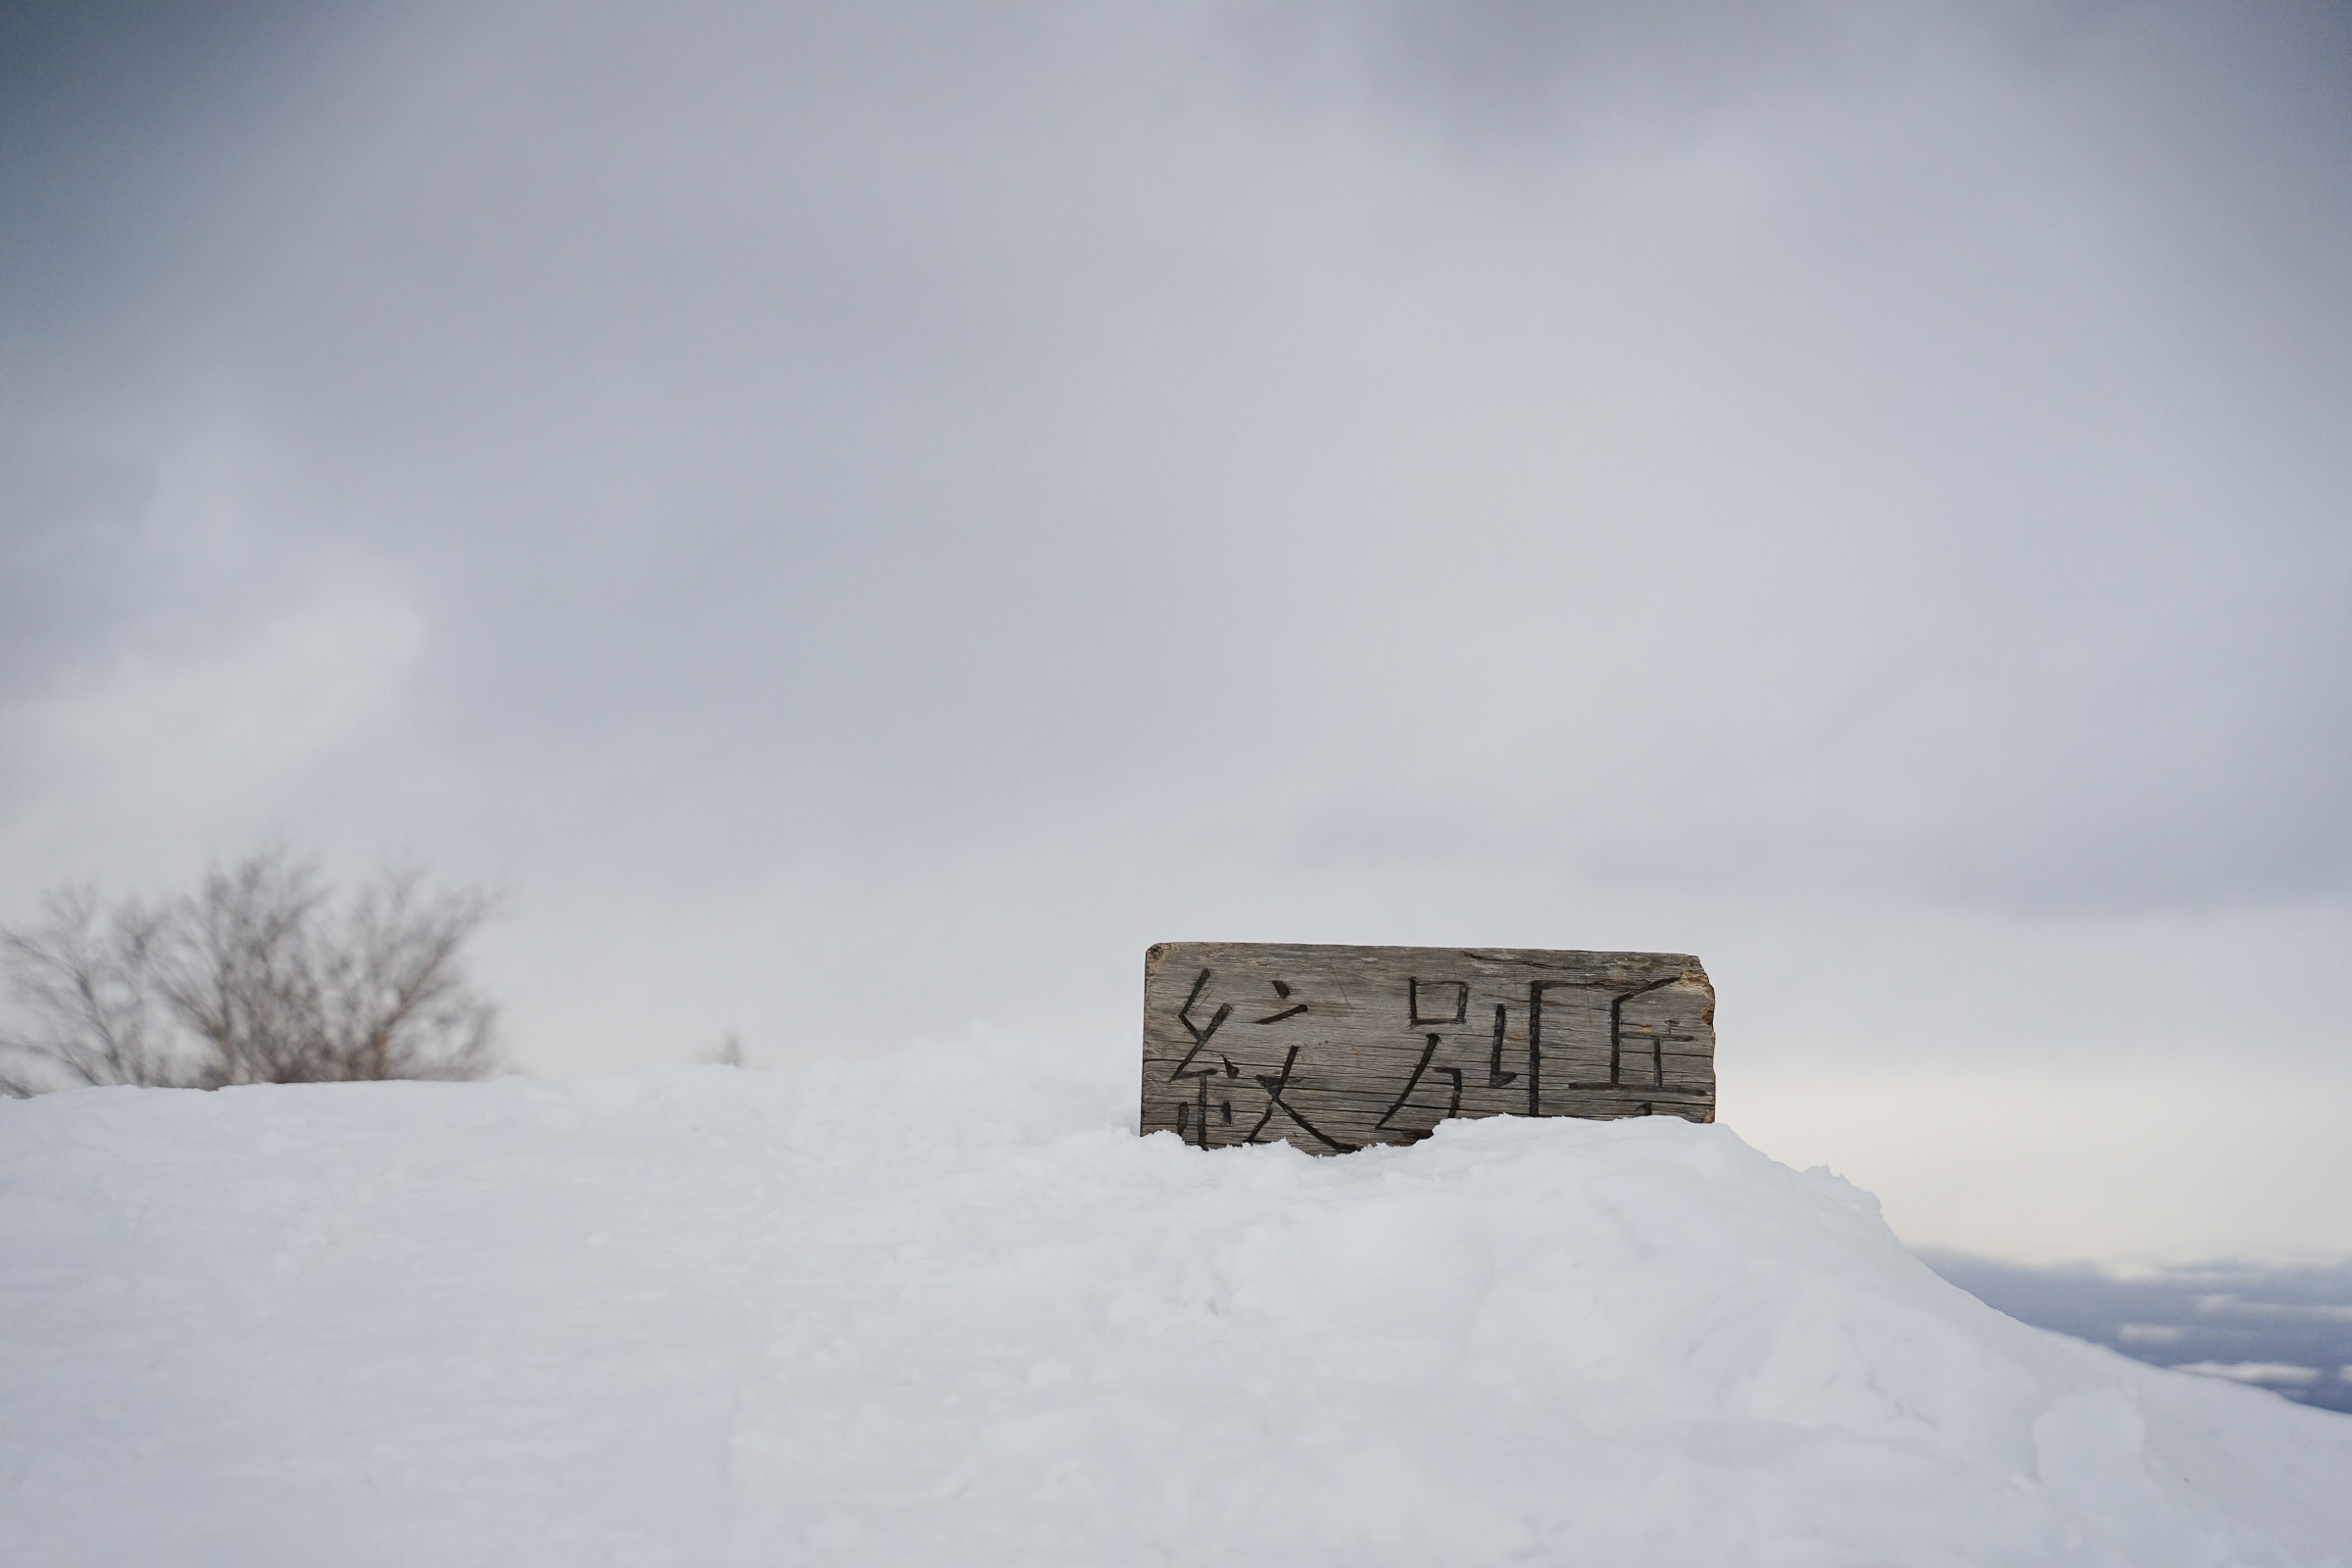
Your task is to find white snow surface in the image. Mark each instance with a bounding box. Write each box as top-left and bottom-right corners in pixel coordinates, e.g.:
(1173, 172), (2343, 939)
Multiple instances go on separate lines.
(4, 1033), (2348, 1567)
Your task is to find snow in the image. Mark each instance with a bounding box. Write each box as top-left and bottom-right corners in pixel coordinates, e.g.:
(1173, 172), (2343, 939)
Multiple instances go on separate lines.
(3, 1032), (2348, 1566)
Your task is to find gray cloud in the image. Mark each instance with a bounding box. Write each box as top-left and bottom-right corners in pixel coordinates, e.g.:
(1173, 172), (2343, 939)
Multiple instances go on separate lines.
(2, 0), (2348, 1252)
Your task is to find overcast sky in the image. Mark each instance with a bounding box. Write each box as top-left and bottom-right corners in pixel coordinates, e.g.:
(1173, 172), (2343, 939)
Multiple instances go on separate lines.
(4, 0), (2348, 1262)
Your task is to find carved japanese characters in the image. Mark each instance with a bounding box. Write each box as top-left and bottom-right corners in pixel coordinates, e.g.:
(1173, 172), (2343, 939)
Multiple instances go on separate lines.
(1141, 943), (1714, 1153)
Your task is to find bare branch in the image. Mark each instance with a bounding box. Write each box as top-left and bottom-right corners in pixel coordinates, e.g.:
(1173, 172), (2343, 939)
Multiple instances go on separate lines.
(1, 852), (502, 1095)
(0, 885), (187, 1092)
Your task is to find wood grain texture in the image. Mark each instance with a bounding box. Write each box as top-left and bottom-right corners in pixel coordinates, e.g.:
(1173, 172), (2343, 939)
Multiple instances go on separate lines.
(1140, 942), (1714, 1153)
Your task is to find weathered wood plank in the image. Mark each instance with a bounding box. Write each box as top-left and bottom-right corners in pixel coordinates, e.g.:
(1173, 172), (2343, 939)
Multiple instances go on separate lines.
(1140, 942), (1715, 1154)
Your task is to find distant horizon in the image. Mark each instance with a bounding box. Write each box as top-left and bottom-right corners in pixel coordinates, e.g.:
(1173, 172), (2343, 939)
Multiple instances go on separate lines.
(1919, 1249), (2352, 1417)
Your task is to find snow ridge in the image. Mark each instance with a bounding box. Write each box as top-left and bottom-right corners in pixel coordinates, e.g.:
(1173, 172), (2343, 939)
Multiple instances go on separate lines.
(3, 1033), (2347, 1565)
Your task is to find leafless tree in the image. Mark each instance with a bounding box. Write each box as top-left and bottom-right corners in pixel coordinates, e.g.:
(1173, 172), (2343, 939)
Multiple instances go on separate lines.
(0, 886), (181, 1095)
(1, 851), (501, 1096)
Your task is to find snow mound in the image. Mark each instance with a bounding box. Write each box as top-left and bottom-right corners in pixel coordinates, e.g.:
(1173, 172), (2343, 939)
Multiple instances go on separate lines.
(3, 1033), (2347, 1566)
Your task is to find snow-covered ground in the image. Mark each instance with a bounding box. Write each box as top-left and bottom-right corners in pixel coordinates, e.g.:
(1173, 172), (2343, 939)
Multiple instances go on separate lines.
(4, 1034), (2348, 1566)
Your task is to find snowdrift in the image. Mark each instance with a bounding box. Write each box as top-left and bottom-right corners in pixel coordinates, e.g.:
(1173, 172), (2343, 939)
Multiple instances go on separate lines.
(3, 1034), (2347, 1566)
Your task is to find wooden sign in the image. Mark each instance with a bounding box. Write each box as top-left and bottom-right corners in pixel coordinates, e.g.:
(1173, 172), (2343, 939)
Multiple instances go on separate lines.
(1141, 943), (1713, 1153)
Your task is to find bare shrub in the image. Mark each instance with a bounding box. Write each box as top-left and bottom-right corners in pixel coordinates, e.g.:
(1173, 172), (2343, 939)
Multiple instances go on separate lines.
(1, 851), (501, 1096)
(0, 886), (178, 1095)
